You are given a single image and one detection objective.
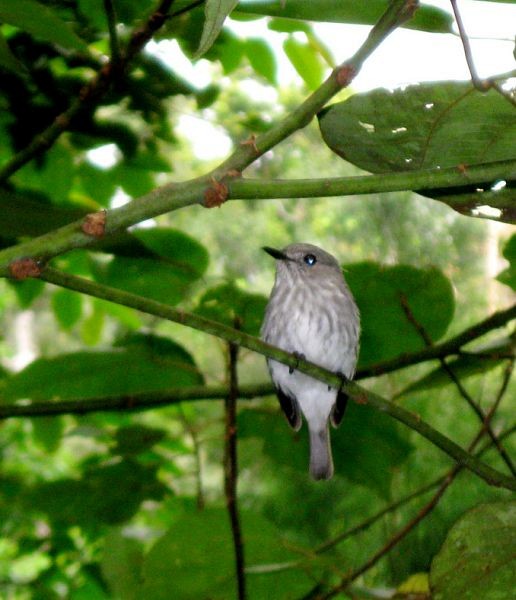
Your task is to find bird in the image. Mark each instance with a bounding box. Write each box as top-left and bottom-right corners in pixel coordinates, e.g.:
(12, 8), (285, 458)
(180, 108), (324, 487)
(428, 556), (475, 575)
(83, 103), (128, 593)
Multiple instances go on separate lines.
(261, 243), (360, 480)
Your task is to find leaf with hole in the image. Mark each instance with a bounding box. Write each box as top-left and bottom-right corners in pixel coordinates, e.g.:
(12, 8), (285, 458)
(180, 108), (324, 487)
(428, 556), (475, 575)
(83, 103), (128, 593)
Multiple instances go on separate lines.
(318, 82), (516, 173)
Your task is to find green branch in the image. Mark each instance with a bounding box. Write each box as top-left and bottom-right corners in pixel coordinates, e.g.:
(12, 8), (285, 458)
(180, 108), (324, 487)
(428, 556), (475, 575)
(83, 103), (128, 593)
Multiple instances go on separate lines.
(1, 160), (514, 278)
(31, 267), (516, 492)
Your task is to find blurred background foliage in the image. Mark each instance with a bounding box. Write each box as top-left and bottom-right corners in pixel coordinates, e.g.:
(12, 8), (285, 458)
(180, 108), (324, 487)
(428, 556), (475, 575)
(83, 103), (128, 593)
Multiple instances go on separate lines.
(0, 0), (514, 599)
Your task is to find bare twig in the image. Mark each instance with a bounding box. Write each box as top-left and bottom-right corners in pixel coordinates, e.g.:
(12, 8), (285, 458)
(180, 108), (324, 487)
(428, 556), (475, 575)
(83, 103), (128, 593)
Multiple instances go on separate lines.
(224, 319), (246, 600)
(450, 0), (516, 106)
(400, 294), (516, 477)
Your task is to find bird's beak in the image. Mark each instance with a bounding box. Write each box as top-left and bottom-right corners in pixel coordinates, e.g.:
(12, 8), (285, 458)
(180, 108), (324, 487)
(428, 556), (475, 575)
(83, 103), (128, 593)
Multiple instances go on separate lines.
(262, 246), (289, 261)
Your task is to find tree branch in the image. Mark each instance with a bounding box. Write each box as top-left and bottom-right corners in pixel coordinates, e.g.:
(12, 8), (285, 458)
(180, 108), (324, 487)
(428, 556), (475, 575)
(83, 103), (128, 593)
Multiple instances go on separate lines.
(28, 267), (516, 491)
(1, 159), (514, 278)
(0, 0), (176, 184)
(224, 322), (246, 600)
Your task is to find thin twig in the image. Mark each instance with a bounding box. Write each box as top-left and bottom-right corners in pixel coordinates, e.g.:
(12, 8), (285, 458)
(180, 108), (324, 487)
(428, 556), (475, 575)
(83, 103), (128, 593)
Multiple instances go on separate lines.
(103, 0), (121, 65)
(178, 407), (205, 509)
(224, 319), (246, 600)
(400, 294), (516, 477)
(450, 0), (516, 107)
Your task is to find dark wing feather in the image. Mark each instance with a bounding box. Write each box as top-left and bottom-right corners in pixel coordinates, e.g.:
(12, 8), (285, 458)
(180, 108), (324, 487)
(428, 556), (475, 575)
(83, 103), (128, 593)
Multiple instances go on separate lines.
(330, 390), (349, 428)
(276, 386), (302, 431)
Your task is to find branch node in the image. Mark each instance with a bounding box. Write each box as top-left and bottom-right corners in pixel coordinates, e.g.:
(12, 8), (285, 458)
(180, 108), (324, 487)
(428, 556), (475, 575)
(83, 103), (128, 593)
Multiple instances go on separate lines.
(204, 178), (229, 208)
(239, 134), (259, 154)
(335, 64), (356, 88)
(81, 210), (107, 238)
(8, 257), (43, 280)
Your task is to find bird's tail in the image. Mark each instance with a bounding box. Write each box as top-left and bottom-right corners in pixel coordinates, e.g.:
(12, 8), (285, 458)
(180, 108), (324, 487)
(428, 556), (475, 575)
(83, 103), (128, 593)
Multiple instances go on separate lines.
(309, 425), (334, 480)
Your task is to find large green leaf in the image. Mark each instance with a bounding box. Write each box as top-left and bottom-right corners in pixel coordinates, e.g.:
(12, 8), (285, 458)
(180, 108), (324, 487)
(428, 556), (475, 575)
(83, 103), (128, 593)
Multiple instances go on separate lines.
(195, 282), (267, 336)
(195, 0), (239, 58)
(318, 82), (516, 173)
(92, 228), (209, 305)
(2, 333), (203, 402)
(395, 336), (514, 397)
(139, 509), (314, 599)
(245, 38), (277, 85)
(236, 0), (453, 33)
(0, 0), (87, 50)
(345, 262), (455, 367)
(430, 501), (516, 600)
(497, 233), (516, 291)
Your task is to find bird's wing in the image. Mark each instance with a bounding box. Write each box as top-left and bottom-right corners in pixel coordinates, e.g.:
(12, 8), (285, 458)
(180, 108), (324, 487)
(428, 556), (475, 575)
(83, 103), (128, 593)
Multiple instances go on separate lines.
(330, 389), (349, 428)
(276, 386), (302, 431)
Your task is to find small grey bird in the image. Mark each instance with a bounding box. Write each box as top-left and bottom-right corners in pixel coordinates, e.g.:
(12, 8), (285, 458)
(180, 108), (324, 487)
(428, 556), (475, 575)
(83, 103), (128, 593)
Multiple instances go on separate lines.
(261, 243), (360, 480)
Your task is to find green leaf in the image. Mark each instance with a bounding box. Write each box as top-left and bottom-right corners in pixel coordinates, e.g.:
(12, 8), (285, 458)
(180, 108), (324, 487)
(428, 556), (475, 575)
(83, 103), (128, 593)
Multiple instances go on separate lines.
(430, 501), (516, 600)
(496, 233), (516, 290)
(3, 333), (203, 402)
(0, 0), (87, 51)
(52, 289), (83, 330)
(195, 282), (267, 335)
(92, 228), (209, 305)
(395, 336), (514, 397)
(0, 30), (24, 73)
(9, 278), (45, 308)
(245, 38), (277, 85)
(237, 0), (453, 33)
(318, 82), (516, 172)
(139, 509), (313, 599)
(101, 528), (143, 600)
(346, 262), (455, 367)
(131, 228), (209, 280)
(27, 459), (167, 526)
(195, 0), (239, 58)
(283, 37), (324, 90)
(32, 416), (65, 453)
(114, 425), (166, 456)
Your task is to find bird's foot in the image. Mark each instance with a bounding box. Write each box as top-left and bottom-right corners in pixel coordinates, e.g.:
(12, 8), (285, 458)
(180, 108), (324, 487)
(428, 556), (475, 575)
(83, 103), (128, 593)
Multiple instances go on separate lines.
(289, 352), (306, 374)
(329, 371), (349, 392)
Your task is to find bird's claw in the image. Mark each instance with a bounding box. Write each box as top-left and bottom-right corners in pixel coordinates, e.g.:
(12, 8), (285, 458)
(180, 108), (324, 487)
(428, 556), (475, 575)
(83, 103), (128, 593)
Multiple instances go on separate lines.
(289, 352), (305, 374)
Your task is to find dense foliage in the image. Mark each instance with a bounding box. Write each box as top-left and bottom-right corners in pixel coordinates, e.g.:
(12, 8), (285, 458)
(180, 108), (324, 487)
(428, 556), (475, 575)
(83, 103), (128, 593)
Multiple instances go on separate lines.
(0, 1), (514, 599)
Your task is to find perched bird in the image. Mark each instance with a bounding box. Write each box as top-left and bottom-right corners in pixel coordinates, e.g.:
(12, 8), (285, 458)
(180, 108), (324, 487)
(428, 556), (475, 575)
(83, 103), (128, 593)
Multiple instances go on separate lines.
(261, 243), (360, 480)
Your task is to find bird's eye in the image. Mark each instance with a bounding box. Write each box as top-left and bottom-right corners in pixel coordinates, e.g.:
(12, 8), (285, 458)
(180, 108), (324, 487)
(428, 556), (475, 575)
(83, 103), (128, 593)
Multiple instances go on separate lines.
(303, 254), (317, 266)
